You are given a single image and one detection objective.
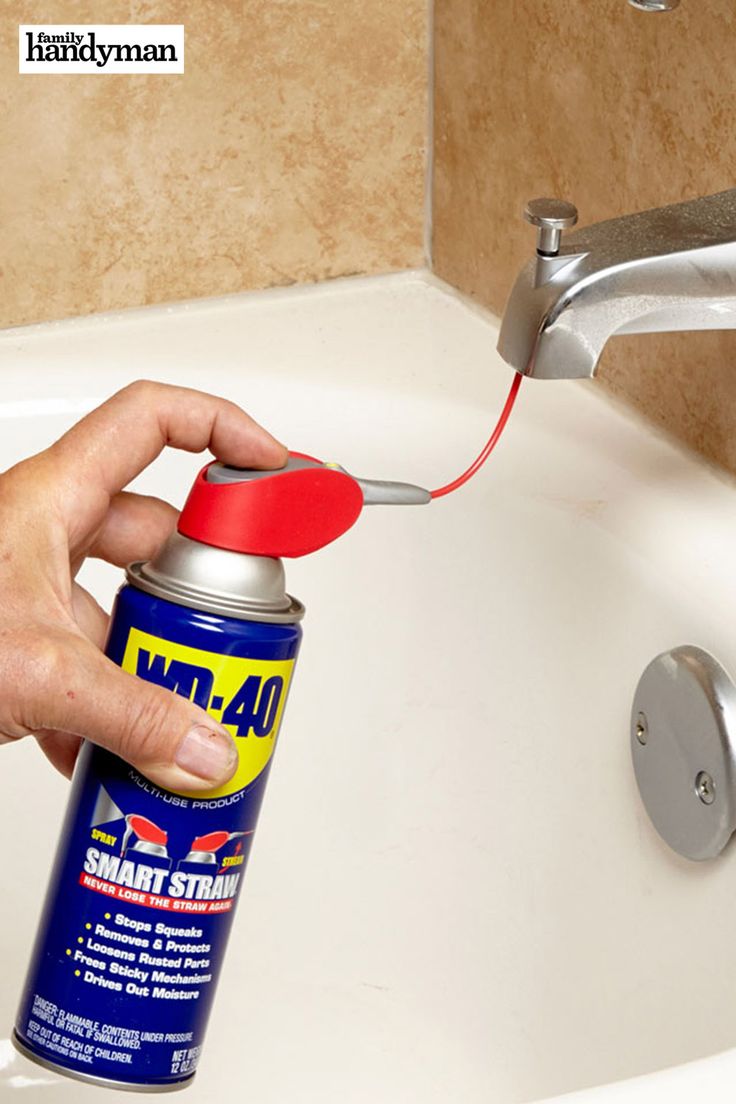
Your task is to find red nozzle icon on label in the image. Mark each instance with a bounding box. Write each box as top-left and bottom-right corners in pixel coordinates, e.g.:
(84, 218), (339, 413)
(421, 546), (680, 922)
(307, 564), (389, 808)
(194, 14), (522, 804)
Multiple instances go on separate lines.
(180, 830), (250, 867)
(191, 830), (238, 852)
(121, 814), (169, 857)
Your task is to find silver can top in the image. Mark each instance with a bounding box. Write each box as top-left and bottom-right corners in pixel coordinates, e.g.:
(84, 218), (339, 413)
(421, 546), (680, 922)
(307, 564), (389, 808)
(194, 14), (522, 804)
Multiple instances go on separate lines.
(127, 532), (304, 623)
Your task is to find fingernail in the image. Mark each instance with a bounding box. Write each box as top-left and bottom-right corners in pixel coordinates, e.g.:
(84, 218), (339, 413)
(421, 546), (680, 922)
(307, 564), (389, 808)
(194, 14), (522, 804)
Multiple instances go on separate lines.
(175, 724), (238, 783)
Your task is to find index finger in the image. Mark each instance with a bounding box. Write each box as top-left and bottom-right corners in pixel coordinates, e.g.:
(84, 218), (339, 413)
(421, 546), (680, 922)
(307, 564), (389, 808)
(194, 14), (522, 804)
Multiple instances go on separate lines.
(50, 380), (287, 499)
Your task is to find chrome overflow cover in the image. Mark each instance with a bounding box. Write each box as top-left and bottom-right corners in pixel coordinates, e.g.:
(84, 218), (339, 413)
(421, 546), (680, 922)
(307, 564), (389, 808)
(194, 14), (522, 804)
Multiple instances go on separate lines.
(631, 645), (736, 861)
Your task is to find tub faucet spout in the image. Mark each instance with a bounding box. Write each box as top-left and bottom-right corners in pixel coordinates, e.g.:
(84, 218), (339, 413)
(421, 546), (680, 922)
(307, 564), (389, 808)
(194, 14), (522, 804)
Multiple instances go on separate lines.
(496, 189), (736, 380)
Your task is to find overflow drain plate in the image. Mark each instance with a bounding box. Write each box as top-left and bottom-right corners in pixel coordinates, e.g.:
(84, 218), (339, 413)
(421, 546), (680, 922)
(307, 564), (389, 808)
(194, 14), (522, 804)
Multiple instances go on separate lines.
(631, 645), (736, 861)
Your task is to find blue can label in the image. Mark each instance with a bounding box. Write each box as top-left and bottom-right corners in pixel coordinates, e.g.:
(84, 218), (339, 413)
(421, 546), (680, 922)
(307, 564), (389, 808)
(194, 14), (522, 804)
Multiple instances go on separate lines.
(15, 584), (301, 1088)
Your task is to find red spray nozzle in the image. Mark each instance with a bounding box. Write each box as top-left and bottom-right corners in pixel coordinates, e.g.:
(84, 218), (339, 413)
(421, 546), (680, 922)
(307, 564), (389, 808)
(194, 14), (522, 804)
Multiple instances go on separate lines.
(177, 371), (521, 561)
(121, 814), (168, 856)
(190, 830), (249, 853)
(177, 452), (427, 559)
(126, 814), (167, 846)
(176, 368), (520, 560)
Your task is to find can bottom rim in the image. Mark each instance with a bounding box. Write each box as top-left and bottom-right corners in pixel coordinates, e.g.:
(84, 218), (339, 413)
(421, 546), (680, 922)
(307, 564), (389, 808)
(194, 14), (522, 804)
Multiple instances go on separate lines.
(12, 1032), (194, 1094)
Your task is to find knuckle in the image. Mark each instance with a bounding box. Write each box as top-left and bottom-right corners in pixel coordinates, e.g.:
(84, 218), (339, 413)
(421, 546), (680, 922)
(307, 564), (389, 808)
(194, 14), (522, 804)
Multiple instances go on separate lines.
(117, 686), (177, 765)
(0, 456), (45, 520)
(15, 630), (70, 687)
(119, 379), (160, 406)
(0, 628), (77, 732)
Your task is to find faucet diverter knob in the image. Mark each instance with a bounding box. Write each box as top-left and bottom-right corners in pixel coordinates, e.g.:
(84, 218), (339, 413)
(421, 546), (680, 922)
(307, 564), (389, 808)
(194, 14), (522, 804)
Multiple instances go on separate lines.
(524, 198), (578, 257)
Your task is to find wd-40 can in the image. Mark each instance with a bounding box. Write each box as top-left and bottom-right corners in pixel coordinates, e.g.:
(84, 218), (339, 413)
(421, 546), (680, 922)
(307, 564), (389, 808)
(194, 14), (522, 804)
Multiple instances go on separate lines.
(14, 452), (425, 1091)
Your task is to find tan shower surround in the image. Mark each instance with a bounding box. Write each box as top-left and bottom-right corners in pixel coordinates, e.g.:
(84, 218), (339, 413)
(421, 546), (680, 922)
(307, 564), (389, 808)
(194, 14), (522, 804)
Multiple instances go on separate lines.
(0, 1), (426, 327)
(3, 2), (736, 472)
(433, 0), (736, 474)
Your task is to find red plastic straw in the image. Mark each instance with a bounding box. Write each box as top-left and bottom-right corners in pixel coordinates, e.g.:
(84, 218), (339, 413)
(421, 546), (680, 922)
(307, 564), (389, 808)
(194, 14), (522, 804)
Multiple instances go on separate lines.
(429, 372), (523, 499)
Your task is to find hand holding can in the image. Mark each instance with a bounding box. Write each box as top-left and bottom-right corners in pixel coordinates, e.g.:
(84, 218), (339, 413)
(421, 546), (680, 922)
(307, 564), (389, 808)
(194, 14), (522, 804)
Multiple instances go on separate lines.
(0, 379), (287, 788)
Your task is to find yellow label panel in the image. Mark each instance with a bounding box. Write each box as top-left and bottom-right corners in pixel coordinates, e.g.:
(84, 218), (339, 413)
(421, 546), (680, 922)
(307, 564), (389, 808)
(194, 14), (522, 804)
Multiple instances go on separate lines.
(122, 627), (294, 798)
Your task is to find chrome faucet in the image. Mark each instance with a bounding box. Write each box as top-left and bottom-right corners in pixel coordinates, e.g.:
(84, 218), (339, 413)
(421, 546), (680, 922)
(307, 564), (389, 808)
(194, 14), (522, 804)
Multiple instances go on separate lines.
(496, 189), (736, 380)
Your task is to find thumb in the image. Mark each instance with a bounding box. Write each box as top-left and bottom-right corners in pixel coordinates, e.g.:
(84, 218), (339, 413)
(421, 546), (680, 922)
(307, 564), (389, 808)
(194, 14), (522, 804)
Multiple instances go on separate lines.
(23, 631), (238, 792)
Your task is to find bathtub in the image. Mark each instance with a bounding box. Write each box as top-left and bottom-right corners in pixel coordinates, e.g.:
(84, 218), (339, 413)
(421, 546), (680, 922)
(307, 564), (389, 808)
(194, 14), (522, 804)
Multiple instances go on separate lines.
(1, 271), (736, 1102)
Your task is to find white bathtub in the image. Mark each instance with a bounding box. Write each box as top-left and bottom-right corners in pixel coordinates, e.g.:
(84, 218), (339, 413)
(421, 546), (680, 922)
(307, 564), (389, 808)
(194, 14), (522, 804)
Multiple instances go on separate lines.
(1, 272), (736, 1102)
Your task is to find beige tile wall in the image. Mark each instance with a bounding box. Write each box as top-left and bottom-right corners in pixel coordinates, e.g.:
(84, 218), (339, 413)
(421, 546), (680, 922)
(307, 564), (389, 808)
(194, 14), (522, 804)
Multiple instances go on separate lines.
(1, 1), (427, 327)
(6, 1), (736, 474)
(433, 0), (736, 474)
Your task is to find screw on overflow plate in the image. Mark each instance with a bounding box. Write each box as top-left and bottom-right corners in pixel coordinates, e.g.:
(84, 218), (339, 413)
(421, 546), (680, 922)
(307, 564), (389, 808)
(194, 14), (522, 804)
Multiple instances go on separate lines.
(635, 712), (648, 745)
(695, 771), (716, 805)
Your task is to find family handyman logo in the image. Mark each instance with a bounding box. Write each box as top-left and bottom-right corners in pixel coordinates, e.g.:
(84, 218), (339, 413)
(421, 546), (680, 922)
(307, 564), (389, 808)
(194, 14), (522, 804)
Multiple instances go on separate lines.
(19, 25), (184, 73)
